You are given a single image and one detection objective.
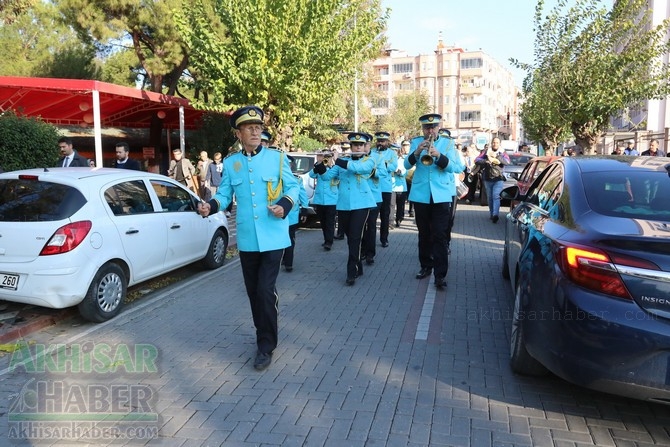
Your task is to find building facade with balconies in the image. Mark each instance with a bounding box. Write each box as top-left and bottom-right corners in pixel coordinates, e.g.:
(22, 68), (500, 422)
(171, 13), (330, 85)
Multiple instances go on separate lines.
(368, 38), (519, 143)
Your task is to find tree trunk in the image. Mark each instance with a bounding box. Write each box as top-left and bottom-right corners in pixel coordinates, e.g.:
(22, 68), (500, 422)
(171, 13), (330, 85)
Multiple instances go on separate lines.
(571, 121), (600, 155)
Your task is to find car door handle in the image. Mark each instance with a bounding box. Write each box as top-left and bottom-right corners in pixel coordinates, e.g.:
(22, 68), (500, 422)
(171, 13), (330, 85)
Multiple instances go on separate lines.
(126, 229), (139, 234)
(170, 224), (181, 229)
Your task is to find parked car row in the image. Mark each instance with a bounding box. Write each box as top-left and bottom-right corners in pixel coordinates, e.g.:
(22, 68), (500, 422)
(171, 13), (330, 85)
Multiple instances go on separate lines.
(501, 155), (670, 404)
(0, 168), (229, 322)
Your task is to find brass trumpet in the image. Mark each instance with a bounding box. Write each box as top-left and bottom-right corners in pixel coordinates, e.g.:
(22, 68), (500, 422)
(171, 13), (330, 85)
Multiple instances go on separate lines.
(420, 135), (436, 166)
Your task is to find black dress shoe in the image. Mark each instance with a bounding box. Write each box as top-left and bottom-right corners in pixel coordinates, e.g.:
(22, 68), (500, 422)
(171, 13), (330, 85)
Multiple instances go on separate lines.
(381, 241), (389, 248)
(253, 351), (272, 371)
(408, 211), (414, 217)
(334, 234), (345, 240)
(323, 242), (332, 251)
(492, 215), (499, 223)
(435, 277), (447, 289)
(415, 267), (432, 279)
(366, 257), (374, 265)
(284, 265), (293, 272)
(346, 277), (355, 286)
(395, 221), (400, 227)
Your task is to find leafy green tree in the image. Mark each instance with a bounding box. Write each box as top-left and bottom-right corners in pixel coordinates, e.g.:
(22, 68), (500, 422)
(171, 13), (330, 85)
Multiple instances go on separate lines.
(380, 91), (430, 141)
(0, 0), (33, 24)
(0, 111), (61, 171)
(56, 0), (191, 95)
(0, 1), (86, 77)
(35, 46), (102, 80)
(516, 0), (670, 154)
(100, 49), (142, 87)
(177, 0), (388, 145)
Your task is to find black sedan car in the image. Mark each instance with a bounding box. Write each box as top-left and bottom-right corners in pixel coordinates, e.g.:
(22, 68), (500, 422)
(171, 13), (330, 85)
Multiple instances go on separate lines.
(501, 156), (670, 404)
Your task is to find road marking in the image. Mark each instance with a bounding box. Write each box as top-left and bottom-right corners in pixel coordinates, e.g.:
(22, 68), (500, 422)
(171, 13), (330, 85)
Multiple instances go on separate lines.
(415, 286), (436, 340)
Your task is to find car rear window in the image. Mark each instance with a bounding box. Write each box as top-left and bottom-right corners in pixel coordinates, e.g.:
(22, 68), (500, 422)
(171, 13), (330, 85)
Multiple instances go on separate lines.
(509, 155), (534, 165)
(583, 171), (670, 221)
(291, 156), (315, 175)
(0, 179), (86, 221)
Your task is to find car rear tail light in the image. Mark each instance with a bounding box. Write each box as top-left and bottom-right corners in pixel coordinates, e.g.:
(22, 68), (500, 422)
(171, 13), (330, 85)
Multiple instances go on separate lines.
(40, 221), (92, 256)
(18, 175), (39, 181)
(557, 244), (659, 300)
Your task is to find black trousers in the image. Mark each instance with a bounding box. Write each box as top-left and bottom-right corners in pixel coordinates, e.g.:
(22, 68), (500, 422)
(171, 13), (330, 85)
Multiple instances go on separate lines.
(407, 182), (414, 213)
(315, 204), (336, 244)
(362, 203), (381, 260)
(339, 208), (370, 280)
(336, 210), (344, 237)
(447, 195), (457, 244)
(413, 201), (452, 280)
(282, 223), (299, 267)
(379, 192), (392, 244)
(465, 173), (478, 202)
(239, 249), (283, 354)
(395, 191), (407, 223)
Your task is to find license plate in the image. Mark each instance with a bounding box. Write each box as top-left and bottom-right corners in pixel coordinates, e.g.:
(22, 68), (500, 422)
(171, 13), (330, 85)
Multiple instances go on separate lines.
(0, 273), (19, 291)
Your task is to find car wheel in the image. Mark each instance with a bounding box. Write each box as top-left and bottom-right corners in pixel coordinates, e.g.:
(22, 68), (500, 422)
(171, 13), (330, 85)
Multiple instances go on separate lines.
(502, 243), (510, 280)
(509, 280), (547, 376)
(203, 229), (228, 269)
(78, 262), (126, 323)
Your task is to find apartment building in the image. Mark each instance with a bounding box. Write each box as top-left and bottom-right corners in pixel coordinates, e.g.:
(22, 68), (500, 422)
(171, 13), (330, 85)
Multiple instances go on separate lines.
(368, 38), (519, 142)
(610, 0), (670, 149)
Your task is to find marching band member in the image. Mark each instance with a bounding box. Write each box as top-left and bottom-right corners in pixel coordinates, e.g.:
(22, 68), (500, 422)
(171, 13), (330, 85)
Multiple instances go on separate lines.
(334, 141), (351, 240)
(282, 170), (310, 272)
(309, 150), (339, 250)
(373, 131), (397, 247)
(392, 143), (408, 227)
(404, 113), (464, 289)
(198, 105), (299, 371)
(362, 133), (381, 265)
(313, 133), (375, 285)
(260, 130), (272, 147)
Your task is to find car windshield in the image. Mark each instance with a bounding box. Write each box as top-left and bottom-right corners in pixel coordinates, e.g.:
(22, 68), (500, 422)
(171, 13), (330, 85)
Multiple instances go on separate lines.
(0, 179), (86, 221)
(583, 171), (670, 222)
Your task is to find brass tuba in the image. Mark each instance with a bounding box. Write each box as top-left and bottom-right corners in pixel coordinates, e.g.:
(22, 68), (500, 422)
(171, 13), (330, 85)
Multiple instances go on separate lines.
(420, 134), (436, 166)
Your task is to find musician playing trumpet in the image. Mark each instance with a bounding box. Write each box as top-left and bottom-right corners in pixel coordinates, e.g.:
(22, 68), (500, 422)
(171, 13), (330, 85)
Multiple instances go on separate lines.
(309, 149), (339, 250)
(404, 113), (464, 289)
(313, 132), (376, 286)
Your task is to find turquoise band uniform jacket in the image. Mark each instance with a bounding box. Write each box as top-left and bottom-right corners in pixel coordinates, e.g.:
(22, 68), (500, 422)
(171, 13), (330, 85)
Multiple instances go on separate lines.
(288, 179), (310, 226)
(212, 147), (299, 252)
(392, 155), (407, 192)
(403, 136), (465, 204)
(309, 170), (339, 206)
(367, 152), (383, 203)
(373, 148), (398, 193)
(318, 156), (377, 211)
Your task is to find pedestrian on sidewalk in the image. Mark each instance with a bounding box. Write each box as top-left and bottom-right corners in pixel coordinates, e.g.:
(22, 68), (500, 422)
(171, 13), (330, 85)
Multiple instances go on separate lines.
(198, 105), (299, 371)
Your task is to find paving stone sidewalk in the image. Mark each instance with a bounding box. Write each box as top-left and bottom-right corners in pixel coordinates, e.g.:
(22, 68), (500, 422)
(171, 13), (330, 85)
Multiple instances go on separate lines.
(0, 202), (668, 446)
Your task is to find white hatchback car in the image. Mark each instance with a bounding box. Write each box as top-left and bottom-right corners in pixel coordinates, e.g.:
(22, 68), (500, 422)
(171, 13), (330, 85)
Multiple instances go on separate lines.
(0, 168), (229, 322)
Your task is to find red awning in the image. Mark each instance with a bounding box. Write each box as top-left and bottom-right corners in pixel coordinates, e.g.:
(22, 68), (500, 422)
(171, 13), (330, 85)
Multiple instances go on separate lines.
(0, 76), (209, 130)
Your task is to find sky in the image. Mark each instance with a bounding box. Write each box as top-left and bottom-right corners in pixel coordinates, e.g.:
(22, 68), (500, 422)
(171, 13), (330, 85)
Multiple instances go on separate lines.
(381, 0), (569, 88)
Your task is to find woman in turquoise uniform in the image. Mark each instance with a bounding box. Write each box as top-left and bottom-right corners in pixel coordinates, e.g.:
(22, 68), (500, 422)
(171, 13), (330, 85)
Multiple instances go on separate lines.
(198, 105), (299, 371)
(309, 151), (339, 250)
(314, 133), (376, 285)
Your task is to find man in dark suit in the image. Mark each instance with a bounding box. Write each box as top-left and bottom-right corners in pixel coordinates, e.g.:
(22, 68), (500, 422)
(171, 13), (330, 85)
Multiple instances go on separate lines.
(113, 142), (142, 170)
(56, 137), (89, 167)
